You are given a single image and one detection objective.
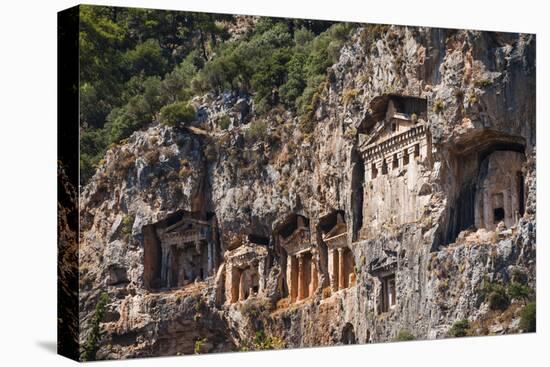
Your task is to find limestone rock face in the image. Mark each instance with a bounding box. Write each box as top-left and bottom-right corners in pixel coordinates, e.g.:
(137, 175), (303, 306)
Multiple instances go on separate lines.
(78, 26), (536, 359)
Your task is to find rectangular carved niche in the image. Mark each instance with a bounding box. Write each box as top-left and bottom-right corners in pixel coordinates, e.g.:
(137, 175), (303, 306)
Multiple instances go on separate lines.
(380, 273), (396, 314)
(143, 211), (219, 290)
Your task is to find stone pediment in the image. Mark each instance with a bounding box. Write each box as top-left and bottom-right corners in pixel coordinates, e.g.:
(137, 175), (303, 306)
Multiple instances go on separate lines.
(363, 120), (391, 146)
(369, 254), (397, 276)
(161, 227), (207, 247)
(324, 232), (348, 249)
(226, 244), (267, 268)
(324, 222), (347, 239)
(161, 217), (210, 246)
(280, 227), (312, 256)
(165, 217), (209, 232)
(323, 223), (348, 249)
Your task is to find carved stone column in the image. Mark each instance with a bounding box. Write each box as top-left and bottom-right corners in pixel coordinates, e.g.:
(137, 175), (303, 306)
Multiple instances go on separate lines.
(338, 248), (346, 290)
(407, 146), (416, 161)
(238, 271), (246, 301)
(310, 255), (318, 296)
(297, 253), (305, 300)
(287, 255), (296, 302)
(386, 155), (395, 171)
(375, 160), (383, 174)
(329, 249), (339, 292)
(397, 152), (404, 169)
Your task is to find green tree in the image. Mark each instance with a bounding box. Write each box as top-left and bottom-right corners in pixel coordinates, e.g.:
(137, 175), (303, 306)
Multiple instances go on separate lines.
(508, 282), (533, 304)
(159, 102), (196, 126)
(519, 302), (536, 332)
(448, 319), (470, 337)
(395, 330), (415, 341)
(122, 39), (168, 77)
(82, 292), (109, 361)
(78, 6), (357, 186)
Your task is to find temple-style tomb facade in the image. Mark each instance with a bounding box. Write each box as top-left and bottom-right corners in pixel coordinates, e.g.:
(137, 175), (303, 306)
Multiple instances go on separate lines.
(474, 150), (526, 231)
(142, 211), (221, 290)
(225, 235), (268, 304)
(158, 215), (219, 288)
(279, 215), (319, 303)
(358, 94), (432, 239)
(369, 257), (398, 314)
(321, 212), (356, 292)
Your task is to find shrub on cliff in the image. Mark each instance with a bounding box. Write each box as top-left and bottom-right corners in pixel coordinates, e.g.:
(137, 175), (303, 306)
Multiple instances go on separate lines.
(519, 302), (536, 332)
(508, 282), (534, 304)
(481, 281), (510, 311)
(81, 292), (109, 361)
(448, 319), (470, 337)
(240, 330), (284, 351)
(240, 297), (272, 319)
(218, 115), (231, 130)
(245, 120), (268, 142)
(488, 286), (509, 310)
(194, 338), (207, 354)
(395, 330), (415, 341)
(159, 101), (196, 126)
(121, 214), (135, 239)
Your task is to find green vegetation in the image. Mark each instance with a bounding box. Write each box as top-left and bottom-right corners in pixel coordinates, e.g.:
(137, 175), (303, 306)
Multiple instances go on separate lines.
(480, 278), (534, 311)
(448, 319), (470, 337)
(474, 78), (493, 88)
(240, 330), (284, 351)
(245, 120), (268, 142)
(240, 297), (272, 319)
(519, 302), (536, 332)
(508, 282), (533, 303)
(159, 101), (196, 126)
(433, 99), (445, 113)
(194, 338), (207, 354)
(218, 115), (231, 130)
(481, 281), (510, 311)
(79, 5), (357, 184)
(359, 24), (391, 50)
(81, 292), (109, 361)
(121, 213), (135, 239)
(394, 330), (415, 341)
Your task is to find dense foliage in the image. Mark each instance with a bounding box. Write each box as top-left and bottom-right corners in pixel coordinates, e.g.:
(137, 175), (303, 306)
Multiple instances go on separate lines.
(79, 5), (356, 184)
(448, 319), (470, 337)
(394, 330), (415, 341)
(240, 330), (284, 351)
(81, 292), (109, 361)
(519, 302), (536, 332)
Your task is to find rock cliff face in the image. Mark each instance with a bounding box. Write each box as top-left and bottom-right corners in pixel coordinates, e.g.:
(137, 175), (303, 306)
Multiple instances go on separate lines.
(78, 25), (536, 359)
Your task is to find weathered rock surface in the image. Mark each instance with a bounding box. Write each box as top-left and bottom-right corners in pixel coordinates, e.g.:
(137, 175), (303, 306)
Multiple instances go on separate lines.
(78, 25), (536, 359)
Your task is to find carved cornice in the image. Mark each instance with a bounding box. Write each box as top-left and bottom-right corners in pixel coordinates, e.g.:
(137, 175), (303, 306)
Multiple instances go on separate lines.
(226, 245), (267, 268)
(324, 232), (348, 249)
(280, 227), (313, 256)
(161, 228), (207, 247)
(369, 260), (397, 277)
(360, 123), (428, 164)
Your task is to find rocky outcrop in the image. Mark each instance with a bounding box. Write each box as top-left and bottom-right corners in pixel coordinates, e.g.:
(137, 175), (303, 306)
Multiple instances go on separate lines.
(78, 25), (536, 359)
